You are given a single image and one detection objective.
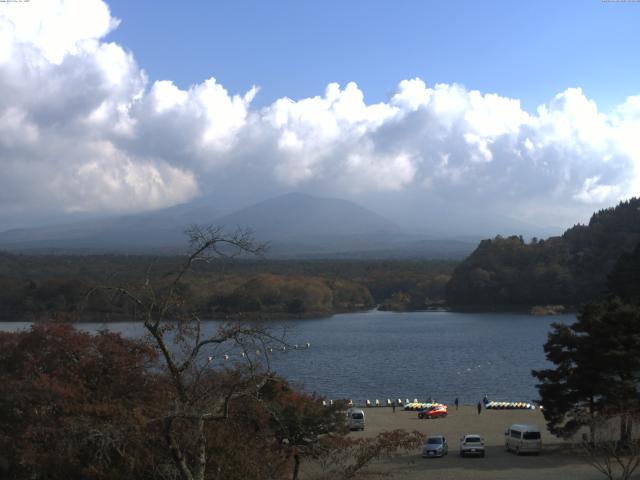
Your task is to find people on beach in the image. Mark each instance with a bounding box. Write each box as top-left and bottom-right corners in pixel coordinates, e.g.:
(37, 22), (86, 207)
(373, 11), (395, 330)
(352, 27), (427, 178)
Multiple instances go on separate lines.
(454, 397), (459, 410)
(392, 400), (396, 413)
(477, 401), (482, 415)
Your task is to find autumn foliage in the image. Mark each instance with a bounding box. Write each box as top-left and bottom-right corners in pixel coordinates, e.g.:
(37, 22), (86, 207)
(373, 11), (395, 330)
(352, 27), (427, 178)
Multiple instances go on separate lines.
(0, 323), (163, 479)
(0, 324), (420, 480)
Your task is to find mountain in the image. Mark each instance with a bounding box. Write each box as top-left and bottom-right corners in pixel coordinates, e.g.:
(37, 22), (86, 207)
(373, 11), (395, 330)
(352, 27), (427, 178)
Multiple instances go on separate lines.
(0, 192), (480, 258)
(209, 193), (476, 258)
(0, 193), (390, 253)
(446, 197), (640, 309)
(213, 192), (398, 240)
(0, 202), (223, 251)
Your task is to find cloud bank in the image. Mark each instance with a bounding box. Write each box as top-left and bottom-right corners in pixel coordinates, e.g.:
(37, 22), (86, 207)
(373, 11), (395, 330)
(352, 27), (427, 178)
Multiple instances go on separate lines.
(1, 0), (639, 229)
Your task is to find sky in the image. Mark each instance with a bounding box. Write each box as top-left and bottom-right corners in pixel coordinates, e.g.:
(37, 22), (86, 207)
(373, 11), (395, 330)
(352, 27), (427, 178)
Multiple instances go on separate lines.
(105, 0), (640, 113)
(0, 0), (639, 233)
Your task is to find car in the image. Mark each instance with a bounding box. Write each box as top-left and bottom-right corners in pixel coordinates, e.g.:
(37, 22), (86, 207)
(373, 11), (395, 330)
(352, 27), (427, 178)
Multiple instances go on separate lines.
(505, 424), (542, 455)
(418, 405), (448, 419)
(459, 434), (485, 457)
(422, 435), (448, 457)
(346, 408), (365, 431)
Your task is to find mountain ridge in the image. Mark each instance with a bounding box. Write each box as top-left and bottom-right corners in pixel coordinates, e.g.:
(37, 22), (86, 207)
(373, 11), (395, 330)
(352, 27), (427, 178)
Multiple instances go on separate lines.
(0, 192), (477, 258)
(212, 192), (399, 240)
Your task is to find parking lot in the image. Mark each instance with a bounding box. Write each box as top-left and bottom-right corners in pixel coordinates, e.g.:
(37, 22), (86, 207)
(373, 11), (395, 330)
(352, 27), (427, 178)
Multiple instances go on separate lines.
(342, 405), (611, 480)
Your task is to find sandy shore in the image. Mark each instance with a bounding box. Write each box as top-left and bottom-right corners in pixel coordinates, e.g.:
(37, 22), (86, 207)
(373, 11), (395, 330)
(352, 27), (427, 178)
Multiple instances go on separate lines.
(309, 405), (615, 480)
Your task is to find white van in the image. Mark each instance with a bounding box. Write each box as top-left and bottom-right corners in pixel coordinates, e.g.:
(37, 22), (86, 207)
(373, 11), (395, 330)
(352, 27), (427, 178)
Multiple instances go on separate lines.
(505, 424), (542, 454)
(347, 408), (365, 431)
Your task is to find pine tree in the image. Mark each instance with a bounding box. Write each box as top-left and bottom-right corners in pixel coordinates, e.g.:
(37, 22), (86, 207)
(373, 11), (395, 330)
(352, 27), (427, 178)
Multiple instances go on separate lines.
(533, 300), (640, 442)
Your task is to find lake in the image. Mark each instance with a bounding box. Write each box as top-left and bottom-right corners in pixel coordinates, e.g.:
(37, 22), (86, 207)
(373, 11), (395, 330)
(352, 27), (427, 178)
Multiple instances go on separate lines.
(0, 310), (573, 406)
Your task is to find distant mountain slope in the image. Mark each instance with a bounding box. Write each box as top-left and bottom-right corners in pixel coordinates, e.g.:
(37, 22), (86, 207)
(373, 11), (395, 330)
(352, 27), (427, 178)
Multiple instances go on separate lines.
(0, 192), (479, 258)
(0, 202), (223, 251)
(265, 235), (476, 260)
(214, 192), (398, 240)
(446, 198), (640, 309)
(0, 193), (404, 254)
(196, 193), (477, 259)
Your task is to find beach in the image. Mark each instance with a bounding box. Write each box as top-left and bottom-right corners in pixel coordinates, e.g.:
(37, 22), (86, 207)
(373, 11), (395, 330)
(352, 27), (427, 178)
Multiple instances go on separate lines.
(331, 405), (612, 480)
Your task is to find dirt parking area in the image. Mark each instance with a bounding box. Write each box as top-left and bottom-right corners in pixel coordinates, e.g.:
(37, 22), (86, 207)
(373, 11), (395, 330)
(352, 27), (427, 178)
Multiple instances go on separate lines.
(332, 405), (618, 480)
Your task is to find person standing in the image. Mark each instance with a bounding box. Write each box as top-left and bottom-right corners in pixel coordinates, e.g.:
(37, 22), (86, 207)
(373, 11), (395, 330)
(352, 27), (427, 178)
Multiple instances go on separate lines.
(454, 397), (459, 410)
(477, 401), (482, 415)
(392, 400), (396, 413)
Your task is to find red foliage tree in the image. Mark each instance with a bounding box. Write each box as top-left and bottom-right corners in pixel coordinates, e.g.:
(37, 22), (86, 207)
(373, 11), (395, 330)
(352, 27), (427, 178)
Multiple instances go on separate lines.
(0, 323), (164, 479)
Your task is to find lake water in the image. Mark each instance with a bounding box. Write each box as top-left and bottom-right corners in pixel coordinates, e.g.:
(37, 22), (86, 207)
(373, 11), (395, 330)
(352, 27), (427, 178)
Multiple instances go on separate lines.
(0, 310), (573, 406)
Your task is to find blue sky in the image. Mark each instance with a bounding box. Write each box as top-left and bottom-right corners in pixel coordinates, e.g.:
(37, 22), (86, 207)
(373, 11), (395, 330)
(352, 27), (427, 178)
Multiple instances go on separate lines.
(105, 0), (640, 112)
(1, 0), (639, 232)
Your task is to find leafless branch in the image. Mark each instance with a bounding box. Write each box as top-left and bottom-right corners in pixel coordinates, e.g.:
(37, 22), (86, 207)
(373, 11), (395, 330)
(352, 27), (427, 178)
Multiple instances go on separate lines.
(579, 412), (640, 480)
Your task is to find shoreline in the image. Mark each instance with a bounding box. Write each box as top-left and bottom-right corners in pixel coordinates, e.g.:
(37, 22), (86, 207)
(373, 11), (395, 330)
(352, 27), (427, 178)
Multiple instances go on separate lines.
(0, 305), (576, 323)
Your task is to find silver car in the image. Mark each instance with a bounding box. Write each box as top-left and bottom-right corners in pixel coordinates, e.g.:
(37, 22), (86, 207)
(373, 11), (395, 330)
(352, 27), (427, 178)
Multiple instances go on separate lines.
(346, 408), (365, 431)
(422, 435), (448, 458)
(460, 434), (485, 457)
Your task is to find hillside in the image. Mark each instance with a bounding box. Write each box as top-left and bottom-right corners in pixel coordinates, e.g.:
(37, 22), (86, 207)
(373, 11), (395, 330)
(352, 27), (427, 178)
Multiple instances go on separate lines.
(214, 192), (398, 239)
(445, 198), (640, 309)
(0, 202), (222, 251)
(0, 193), (398, 253)
(0, 193), (476, 259)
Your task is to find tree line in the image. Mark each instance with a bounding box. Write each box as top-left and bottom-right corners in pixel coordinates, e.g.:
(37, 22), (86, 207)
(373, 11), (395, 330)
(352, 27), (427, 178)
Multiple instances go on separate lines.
(0, 252), (455, 321)
(446, 198), (640, 309)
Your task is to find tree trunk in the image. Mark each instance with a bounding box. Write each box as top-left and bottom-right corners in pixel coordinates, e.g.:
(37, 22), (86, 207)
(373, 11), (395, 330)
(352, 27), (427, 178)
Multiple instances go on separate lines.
(164, 417), (195, 480)
(292, 453), (301, 480)
(193, 417), (207, 480)
(589, 397), (596, 444)
(620, 414), (631, 447)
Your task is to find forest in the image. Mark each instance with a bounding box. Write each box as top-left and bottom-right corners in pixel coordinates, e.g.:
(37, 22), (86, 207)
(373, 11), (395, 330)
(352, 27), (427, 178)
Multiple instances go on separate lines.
(0, 253), (455, 321)
(446, 198), (640, 310)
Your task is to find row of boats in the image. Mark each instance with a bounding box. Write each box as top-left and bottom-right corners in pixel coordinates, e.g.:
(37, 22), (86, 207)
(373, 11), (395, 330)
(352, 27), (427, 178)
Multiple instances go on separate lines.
(485, 401), (536, 410)
(321, 399), (536, 410)
(404, 402), (446, 411)
(366, 399), (445, 409)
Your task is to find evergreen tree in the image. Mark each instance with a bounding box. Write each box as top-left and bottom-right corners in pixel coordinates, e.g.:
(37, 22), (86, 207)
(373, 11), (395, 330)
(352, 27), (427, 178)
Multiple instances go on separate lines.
(533, 300), (640, 442)
(608, 241), (640, 305)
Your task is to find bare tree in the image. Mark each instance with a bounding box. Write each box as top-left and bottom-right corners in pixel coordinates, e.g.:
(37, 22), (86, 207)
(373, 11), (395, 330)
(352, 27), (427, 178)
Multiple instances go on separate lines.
(580, 412), (640, 480)
(88, 225), (426, 480)
(311, 429), (424, 480)
(93, 226), (287, 480)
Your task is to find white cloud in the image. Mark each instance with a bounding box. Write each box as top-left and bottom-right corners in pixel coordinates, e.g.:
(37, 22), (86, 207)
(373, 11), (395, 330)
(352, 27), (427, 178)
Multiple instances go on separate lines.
(1, 0), (118, 64)
(0, 0), (638, 230)
(344, 152), (417, 192)
(0, 0), (195, 221)
(573, 176), (621, 205)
